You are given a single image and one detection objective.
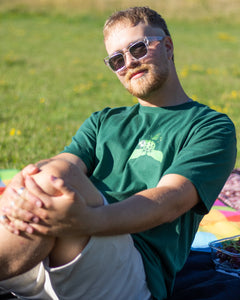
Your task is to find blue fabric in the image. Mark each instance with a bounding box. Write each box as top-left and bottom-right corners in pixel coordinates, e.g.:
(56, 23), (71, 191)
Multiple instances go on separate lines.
(169, 251), (240, 300)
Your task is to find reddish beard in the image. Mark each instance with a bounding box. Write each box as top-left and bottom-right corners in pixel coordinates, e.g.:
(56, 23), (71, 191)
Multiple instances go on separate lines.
(123, 63), (169, 99)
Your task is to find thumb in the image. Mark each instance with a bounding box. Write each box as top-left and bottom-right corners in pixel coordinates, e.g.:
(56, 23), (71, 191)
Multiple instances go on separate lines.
(22, 164), (39, 178)
(50, 176), (75, 197)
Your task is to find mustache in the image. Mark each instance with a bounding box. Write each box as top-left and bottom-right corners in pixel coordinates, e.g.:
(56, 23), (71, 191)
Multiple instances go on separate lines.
(126, 65), (149, 80)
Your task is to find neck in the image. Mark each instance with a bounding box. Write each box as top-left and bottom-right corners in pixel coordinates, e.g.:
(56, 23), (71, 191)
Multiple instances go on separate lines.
(138, 70), (189, 108)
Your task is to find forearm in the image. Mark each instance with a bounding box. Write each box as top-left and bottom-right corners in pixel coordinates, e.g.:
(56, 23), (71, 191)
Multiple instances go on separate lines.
(85, 174), (200, 236)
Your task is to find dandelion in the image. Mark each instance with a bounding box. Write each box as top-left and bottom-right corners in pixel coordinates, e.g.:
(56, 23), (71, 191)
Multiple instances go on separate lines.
(206, 68), (219, 75)
(180, 67), (188, 78)
(73, 82), (93, 94)
(191, 95), (198, 101)
(190, 64), (204, 72)
(230, 90), (238, 99)
(217, 32), (236, 42)
(210, 104), (229, 114)
(39, 97), (45, 104)
(9, 128), (21, 136)
(9, 128), (15, 136)
(132, 97), (138, 104)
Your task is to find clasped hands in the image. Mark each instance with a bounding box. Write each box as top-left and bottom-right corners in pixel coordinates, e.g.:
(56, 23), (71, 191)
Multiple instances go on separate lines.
(0, 164), (89, 237)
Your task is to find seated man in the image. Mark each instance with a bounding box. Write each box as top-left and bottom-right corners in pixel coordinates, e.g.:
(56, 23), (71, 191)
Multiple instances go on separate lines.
(0, 6), (236, 300)
(0, 158), (150, 299)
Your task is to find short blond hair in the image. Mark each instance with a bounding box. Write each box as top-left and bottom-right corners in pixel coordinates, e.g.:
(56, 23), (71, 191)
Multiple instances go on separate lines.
(103, 7), (171, 41)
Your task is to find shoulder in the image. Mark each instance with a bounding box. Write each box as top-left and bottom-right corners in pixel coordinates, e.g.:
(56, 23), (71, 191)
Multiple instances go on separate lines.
(189, 101), (235, 133)
(90, 104), (140, 122)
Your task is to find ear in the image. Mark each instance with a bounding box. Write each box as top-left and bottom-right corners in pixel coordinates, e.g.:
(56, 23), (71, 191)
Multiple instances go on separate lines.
(164, 36), (174, 60)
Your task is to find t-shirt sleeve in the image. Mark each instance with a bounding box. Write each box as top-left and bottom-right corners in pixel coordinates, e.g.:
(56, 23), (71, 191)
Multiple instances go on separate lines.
(163, 114), (237, 214)
(61, 111), (101, 176)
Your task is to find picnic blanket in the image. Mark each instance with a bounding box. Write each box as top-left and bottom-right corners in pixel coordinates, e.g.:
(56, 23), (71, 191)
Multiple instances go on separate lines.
(0, 169), (19, 195)
(192, 169), (240, 251)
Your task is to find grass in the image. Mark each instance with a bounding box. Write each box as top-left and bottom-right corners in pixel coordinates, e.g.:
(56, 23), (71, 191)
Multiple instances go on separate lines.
(0, 1), (240, 169)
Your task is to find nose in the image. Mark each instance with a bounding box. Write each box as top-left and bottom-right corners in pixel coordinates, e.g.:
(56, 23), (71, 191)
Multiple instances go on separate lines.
(124, 51), (139, 69)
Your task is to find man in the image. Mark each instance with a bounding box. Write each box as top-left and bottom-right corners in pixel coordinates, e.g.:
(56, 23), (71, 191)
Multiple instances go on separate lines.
(0, 6), (236, 300)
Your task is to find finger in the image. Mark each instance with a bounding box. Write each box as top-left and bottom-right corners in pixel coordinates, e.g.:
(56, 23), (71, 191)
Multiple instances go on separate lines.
(7, 171), (25, 189)
(50, 176), (76, 199)
(25, 175), (52, 208)
(0, 214), (9, 225)
(0, 213), (19, 235)
(9, 219), (34, 234)
(18, 184), (43, 208)
(22, 164), (40, 178)
(2, 187), (45, 222)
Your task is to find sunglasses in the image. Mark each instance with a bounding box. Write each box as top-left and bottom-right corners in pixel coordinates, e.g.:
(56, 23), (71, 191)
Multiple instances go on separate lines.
(104, 36), (164, 73)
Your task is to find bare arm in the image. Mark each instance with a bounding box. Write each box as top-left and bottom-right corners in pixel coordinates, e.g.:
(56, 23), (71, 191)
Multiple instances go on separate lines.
(82, 174), (200, 236)
(4, 173), (200, 237)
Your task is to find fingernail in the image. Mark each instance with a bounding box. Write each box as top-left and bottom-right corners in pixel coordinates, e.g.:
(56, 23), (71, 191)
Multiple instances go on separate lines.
(26, 226), (33, 234)
(51, 175), (57, 181)
(2, 207), (9, 214)
(32, 216), (39, 223)
(36, 200), (42, 208)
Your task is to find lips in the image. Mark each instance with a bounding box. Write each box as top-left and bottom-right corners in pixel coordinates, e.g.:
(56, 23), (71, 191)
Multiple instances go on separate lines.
(128, 69), (147, 80)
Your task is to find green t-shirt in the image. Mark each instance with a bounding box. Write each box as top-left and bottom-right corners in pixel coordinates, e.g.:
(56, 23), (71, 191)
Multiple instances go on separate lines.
(63, 101), (236, 300)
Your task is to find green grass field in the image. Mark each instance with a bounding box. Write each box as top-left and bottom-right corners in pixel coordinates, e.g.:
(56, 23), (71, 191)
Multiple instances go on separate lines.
(0, 0), (240, 169)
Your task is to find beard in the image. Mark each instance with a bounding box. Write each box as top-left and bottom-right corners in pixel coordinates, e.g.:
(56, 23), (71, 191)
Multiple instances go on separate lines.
(123, 62), (170, 99)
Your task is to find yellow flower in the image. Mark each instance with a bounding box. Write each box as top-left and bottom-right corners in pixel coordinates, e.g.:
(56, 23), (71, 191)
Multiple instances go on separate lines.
(180, 67), (188, 78)
(39, 97), (45, 103)
(132, 97), (138, 103)
(73, 82), (93, 94)
(190, 64), (204, 72)
(230, 90), (238, 99)
(206, 68), (219, 75)
(217, 32), (236, 42)
(10, 128), (15, 136)
(210, 104), (228, 114)
(9, 128), (21, 136)
(191, 95), (198, 101)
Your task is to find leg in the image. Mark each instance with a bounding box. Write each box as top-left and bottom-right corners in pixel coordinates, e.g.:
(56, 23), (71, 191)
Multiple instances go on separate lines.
(32, 158), (104, 267)
(0, 158), (103, 279)
(0, 224), (55, 281)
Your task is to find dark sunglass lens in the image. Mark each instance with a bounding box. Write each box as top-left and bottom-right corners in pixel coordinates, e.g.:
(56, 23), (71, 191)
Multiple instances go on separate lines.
(130, 42), (147, 59)
(109, 53), (125, 71)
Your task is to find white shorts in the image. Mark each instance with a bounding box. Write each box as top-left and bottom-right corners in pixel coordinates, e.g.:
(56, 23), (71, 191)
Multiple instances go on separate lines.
(0, 198), (151, 300)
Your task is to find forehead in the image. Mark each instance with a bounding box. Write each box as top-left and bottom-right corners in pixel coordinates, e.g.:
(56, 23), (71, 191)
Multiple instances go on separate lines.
(105, 22), (165, 54)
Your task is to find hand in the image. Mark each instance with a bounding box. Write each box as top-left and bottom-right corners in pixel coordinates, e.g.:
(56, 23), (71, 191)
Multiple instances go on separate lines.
(0, 164), (41, 234)
(2, 175), (91, 237)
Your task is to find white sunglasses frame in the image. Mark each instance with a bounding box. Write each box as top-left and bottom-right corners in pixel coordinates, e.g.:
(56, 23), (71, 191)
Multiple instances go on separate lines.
(104, 36), (164, 73)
